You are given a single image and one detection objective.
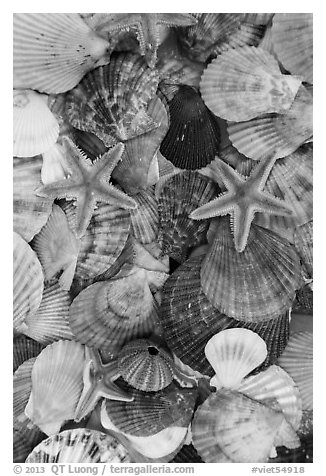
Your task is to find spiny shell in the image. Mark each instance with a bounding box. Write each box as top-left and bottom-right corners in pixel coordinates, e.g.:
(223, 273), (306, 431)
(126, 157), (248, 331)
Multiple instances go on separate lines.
(14, 13), (111, 93)
(130, 187), (159, 244)
(294, 221), (313, 279)
(13, 335), (44, 373)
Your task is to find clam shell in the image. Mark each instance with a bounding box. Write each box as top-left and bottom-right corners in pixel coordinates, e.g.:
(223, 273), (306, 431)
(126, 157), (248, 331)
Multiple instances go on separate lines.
(25, 340), (86, 435)
(201, 218), (301, 321)
(13, 335), (44, 373)
(130, 187), (159, 244)
(118, 339), (175, 392)
(278, 332), (313, 411)
(200, 46), (301, 122)
(228, 85), (313, 160)
(65, 52), (159, 147)
(294, 221), (313, 279)
(160, 85), (221, 169)
(26, 428), (131, 463)
(271, 14), (313, 84)
(205, 329), (267, 390)
(13, 90), (59, 157)
(13, 156), (53, 242)
(13, 232), (44, 333)
(14, 13), (111, 93)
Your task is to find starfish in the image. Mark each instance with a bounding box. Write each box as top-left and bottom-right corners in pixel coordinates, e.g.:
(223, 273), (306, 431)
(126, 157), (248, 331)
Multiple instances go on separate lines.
(36, 137), (137, 239)
(74, 348), (133, 422)
(190, 155), (293, 253)
(92, 13), (197, 68)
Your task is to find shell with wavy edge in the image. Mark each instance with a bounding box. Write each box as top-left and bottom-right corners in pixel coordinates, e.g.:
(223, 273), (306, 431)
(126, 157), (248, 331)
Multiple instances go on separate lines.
(129, 187), (159, 244)
(65, 52), (160, 148)
(200, 46), (301, 122)
(14, 232), (44, 333)
(294, 221), (313, 279)
(25, 340), (86, 436)
(201, 218), (301, 322)
(13, 335), (44, 373)
(205, 329), (267, 390)
(211, 22), (266, 58)
(14, 13), (111, 94)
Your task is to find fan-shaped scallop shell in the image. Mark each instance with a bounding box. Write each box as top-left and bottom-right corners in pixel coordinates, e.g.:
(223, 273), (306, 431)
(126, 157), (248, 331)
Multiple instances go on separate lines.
(278, 332), (313, 411)
(228, 85), (313, 160)
(159, 85), (221, 170)
(65, 53), (160, 147)
(26, 428), (131, 463)
(25, 340), (86, 435)
(242, 13), (274, 25)
(160, 254), (290, 376)
(14, 13), (111, 93)
(200, 46), (301, 122)
(201, 218), (301, 321)
(294, 221), (313, 279)
(271, 14), (313, 84)
(13, 335), (44, 373)
(158, 171), (218, 262)
(118, 339), (175, 392)
(13, 427), (44, 463)
(13, 232), (44, 333)
(129, 187), (159, 244)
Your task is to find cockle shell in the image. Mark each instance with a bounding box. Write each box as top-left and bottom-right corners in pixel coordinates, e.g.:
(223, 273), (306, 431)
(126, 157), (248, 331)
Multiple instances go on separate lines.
(212, 22), (266, 57)
(129, 187), (159, 244)
(13, 335), (44, 373)
(294, 221), (313, 279)
(14, 13), (112, 93)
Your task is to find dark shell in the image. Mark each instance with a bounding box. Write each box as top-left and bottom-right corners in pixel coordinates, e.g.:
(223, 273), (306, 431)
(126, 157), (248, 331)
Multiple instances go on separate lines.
(171, 444), (204, 463)
(13, 335), (44, 373)
(13, 426), (45, 463)
(294, 221), (313, 279)
(269, 436), (313, 463)
(70, 128), (108, 161)
(293, 285), (313, 314)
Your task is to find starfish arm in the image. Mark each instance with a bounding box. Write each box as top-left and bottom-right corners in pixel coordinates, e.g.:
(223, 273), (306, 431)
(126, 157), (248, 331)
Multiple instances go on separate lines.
(189, 192), (236, 220)
(232, 205), (256, 253)
(92, 143), (125, 179)
(35, 180), (84, 201)
(74, 191), (97, 238)
(93, 13), (142, 32)
(97, 379), (134, 402)
(94, 184), (137, 210)
(254, 191), (294, 217)
(156, 13), (197, 27)
(74, 360), (100, 422)
(62, 137), (93, 178)
(209, 158), (246, 190)
(248, 154), (278, 190)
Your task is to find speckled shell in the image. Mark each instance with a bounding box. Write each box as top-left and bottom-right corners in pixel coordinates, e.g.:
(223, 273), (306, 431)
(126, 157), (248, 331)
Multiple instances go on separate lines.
(13, 156), (53, 242)
(26, 428), (131, 463)
(13, 335), (44, 373)
(13, 232), (44, 333)
(118, 339), (175, 391)
(201, 218), (302, 321)
(130, 188), (159, 244)
(278, 332), (313, 411)
(158, 171), (218, 263)
(65, 53), (160, 147)
(271, 14), (313, 83)
(25, 340), (86, 436)
(102, 379), (197, 437)
(14, 13), (111, 93)
(294, 221), (313, 279)
(228, 85), (313, 160)
(294, 284), (313, 314)
(200, 46), (301, 122)
(160, 254), (290, 376)
(192, 389), (283, 463)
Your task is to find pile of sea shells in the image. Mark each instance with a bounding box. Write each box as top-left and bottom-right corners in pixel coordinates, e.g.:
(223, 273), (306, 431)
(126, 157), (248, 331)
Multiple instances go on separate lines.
(13, 13), (313, 463)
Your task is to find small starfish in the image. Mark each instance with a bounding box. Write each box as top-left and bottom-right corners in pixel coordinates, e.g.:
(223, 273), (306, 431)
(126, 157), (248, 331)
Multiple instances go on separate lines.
(92, 13), (197, 68)
(190, 155), (293, 252)
(74, 348), (133, 422)
(36, 137), (137, 239)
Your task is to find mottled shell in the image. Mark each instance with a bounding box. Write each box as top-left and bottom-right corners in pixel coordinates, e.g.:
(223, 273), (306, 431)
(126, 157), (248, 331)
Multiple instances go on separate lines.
(294, 221), (313, 279)
(13, 335), (44, 373)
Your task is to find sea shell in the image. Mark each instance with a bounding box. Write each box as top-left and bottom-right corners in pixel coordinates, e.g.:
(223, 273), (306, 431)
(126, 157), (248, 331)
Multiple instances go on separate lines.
(242, 13), (274, 25)
(13, 232), (44, 333)
(269, 435), (313, 463)
(13, 335), (44, 373)
(13, 156), (53, 242)
(69, 128), (108, 162)
(159, 85), (221, 169)
(172, 444), (204, 463)
(14, 13), (112, 93)
(13, 90), (59, 157)
(228, 85), (313, 160)
(278, 332), (313, 411)
(25, 340), (86, 435)
(65, 52), (160, 147)
(294, 221), (313, 279)
(118, 339), (175, 392)
(158, 171), (218, 263)
(41, 143), (69, 185)
(205, 329), (267, 390)
(129, 188), (159, 244)
(200, 46), (302, 122)
(13, 427), (44, 463)
(26, 428), (131, 463)
(212, 22), (266, 57)
(294, 284), (313, 314)
(160, 254), (290, 376)
(271, 14), (313, 84)
(201, 218), (301, 321)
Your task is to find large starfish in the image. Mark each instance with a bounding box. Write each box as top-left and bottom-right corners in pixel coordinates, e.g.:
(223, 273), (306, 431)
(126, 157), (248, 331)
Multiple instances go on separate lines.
(190, 155), (293, 253)
(74, 348), (133, 422)
(92, 13), (197, 67)
(36, 137), (137, 239)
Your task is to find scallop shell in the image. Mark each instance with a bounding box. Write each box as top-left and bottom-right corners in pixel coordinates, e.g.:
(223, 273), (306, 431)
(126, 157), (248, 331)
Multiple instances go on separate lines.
(201, 218), (301, 321)
(228, 85), (313, 160)
(200, 46), (301, 122)
(294, 221), (313, 279)
(70, 128), (108, 162)
(13, 156), (53, 242)
(158, 171), (218, 263)
(14, 13), (111, 93)
(172, 444), (204, 463)
(212, 22), (266, 57)
(13, 232), (44, 333)
(130, 188), (159, 244)
(13, 90), (59, 157)
(13, 427), (44, 463)
(160, 254), (290, 376)
(41, 143), (69, 185)
(277, 332), (313, 411)
(26, 428), (131, 463)
(65, 53), (160, 147)
(242, 13), (274, 25)
(13, 335), (44, 373)
(271, 14), (313, 84)
(25, 340), (86, 436)
(118, 339), (175, 392)
(205, 329), (267, 390)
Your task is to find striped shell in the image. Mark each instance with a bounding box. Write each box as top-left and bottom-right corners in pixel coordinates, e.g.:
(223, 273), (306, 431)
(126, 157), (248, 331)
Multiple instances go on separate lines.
(13, 335), (44, 373)
(130, 188), (159, 244)
(294, 221), (313, 279)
